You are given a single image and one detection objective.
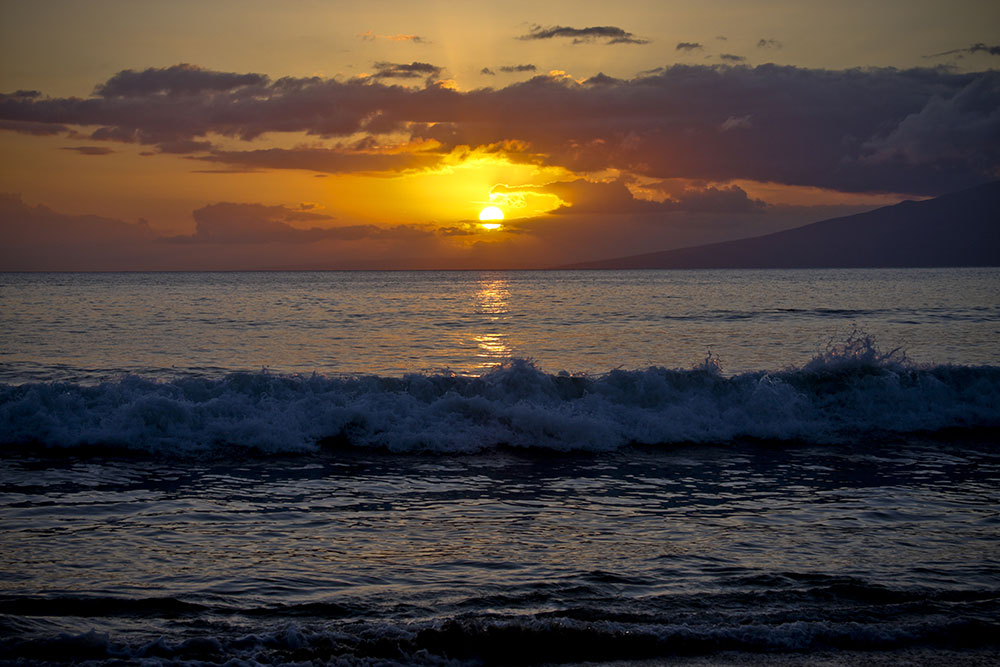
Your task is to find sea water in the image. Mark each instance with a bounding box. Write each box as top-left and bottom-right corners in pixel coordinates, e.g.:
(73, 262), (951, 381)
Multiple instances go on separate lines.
(1, 269), (998, 664)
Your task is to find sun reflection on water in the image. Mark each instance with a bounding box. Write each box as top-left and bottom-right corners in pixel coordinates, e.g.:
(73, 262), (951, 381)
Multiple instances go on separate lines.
(474, 276), (512, 368)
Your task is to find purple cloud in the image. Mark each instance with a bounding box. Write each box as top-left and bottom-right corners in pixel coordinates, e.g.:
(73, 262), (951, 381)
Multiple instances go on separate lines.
(926, 43), (1000, 58)
(371, 61), (443, 80)
(519, 25), (647, 45)
(95, 63), (267, 97)
(61, 145), (115, 155)
(2, 63), (998, 195)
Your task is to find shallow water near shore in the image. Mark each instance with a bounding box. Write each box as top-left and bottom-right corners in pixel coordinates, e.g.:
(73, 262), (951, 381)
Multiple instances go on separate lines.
(2, 441), (998, 664)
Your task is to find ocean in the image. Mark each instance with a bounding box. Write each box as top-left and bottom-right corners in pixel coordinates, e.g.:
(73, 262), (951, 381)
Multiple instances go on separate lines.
(1, 268), (998, 665)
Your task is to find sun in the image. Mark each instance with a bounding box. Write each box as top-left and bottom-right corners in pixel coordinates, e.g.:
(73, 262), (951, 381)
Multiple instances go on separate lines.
(478, 206), (504, 230)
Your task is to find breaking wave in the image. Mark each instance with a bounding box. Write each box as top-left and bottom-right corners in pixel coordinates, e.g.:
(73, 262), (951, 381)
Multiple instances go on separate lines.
(2, 335), (998, 455)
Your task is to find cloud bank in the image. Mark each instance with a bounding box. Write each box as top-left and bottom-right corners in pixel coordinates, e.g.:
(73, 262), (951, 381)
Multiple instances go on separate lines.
(0, 195), (473, 270)
(2, 63), (998, 195)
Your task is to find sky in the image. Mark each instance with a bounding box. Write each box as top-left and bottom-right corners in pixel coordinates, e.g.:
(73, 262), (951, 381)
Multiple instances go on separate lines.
(1, 0), (998, 270)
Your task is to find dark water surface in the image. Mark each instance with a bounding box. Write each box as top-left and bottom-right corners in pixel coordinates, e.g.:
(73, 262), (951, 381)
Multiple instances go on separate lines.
(2, 441), (999, 664)
(1, 269), (998, 664)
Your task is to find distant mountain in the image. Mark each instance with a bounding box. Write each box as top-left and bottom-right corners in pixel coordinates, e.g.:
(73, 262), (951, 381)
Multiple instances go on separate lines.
(565, 181), (1000, 269)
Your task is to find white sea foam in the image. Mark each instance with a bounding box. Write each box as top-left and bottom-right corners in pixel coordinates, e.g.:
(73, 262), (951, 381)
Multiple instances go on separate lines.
(2, 336), (997, 454)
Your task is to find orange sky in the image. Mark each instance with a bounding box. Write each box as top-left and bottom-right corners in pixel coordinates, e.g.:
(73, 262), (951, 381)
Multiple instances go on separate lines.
(1, 0), (998, 269)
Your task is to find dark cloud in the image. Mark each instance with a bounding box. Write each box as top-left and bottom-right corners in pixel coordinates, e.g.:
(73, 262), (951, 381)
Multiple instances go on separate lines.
(925, 43), (1000, 58)
(518, 25), (647, 45)
(757, 39), (782, 49)
(676, 42), (703, 51)
(481, 67), (496, 76)
(500, 64), (537, 73)
(3, 63), (998, 195)
(154, 139), (214, 154)
(861, 73), (1000, 167)
(0, 119), (68, 135)
(371, 61), (443, 79)
(415, 65), (999, 195)
(96, 200), (434, 247)
(583, 73), (621, 86)
(167, 202), (349, 244)
(0, 194), (159, 270)
(661, 183), (767, 213)
(95, 63), (267, 97)
(534, 179), (765, 215)
(970, 43), (1000, 55)
(0, 195), (459, 270)
(490, 179), (766, 218)
(720, 54), (746, 62)
(62, 145), (115, 155)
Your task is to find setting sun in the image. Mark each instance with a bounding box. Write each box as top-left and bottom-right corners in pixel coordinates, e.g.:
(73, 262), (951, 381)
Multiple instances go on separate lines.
(479, 205), (504, 229)
(479, 206), (504, 221)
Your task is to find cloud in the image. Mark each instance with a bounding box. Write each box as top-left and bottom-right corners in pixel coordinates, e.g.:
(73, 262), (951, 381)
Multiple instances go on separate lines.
(861, 73), (1000, 167)
(656, 182), (768, 213)
(499, 64), (537, 73)
(0, 195), (461, 269)
(192, 145), (445, 175)
(358, 31), (428, 44)
(170, 203), (462, 250)
(414, 65), (1000, 194)
(0, 119), (68, 135)
(925, 43), (1000, 59)
(0, 194), (159, 270)
(969, 43), (1000, 56)
(583, 73), (621, 86)
(61, 145), (115, 155)
(168, 202), (349, 243)
(719, 114), (753, 131)
(720, 54), (745, 62)
(154, 139), (214, 154)
(518, 25), (647, 45)
(3, 63), (998, 195)
(481, 67), (496, 76)
(494, 178), (766, 216)
(481, 179), (785, 266)
(94, 63), (267, 97)
(757, 39), (782, 49)
(676, 42), (703, 51)
(371, 61), (443, 79)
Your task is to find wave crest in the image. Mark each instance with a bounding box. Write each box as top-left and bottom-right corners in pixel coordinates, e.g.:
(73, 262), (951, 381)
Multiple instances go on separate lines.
(2, 338), (998, 455)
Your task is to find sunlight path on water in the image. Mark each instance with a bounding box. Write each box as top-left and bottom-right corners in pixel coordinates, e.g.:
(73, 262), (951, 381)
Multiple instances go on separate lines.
(0, 268), (997, 382)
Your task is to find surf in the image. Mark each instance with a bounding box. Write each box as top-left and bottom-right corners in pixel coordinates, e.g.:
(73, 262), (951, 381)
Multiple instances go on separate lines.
(2, 334), (998, 455)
